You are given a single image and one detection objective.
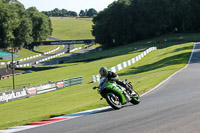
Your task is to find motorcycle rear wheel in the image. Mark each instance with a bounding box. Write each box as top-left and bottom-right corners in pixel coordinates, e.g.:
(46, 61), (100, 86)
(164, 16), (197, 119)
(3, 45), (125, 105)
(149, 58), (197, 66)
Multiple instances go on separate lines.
(106, 93), (122, 109)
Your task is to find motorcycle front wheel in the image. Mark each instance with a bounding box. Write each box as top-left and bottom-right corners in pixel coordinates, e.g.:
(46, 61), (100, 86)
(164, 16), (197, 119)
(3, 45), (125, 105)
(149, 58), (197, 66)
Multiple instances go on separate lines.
(106, 93), (122, 109)
(130, 90), (140, 105)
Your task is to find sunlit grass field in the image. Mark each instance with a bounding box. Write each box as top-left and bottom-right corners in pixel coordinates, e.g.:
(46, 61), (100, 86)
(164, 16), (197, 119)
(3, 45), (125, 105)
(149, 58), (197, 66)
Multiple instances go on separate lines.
(0, 32), (196, 129)
(50, 17), (94, 40)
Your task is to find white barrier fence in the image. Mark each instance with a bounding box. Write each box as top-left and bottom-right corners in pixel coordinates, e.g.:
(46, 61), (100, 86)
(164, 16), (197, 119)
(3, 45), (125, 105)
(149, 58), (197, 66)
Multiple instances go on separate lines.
(0, 46), (60, 66)
(70, 47), (82, 52)
(15, 47), (82, 67)
(92, 47), (157, 83)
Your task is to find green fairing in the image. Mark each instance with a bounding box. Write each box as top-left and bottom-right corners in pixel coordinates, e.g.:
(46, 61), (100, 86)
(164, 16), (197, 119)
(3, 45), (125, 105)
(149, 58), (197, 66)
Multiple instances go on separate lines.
(106, 82), (127, 104)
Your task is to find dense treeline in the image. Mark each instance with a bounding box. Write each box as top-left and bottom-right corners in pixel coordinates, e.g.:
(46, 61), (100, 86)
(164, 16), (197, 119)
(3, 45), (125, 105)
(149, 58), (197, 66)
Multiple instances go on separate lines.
(79, 8), (97, 17)
(92, 0), (200, 48)
(42, 8), (97, 18)
(42, 8), (77, 17)
(0, 0), (52, 51)
(42, 8), (97, 17)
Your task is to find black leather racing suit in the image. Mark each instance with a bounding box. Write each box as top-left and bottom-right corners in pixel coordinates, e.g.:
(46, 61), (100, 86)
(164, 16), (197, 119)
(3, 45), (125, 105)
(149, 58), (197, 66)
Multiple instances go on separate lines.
(106, 71), (127, 89)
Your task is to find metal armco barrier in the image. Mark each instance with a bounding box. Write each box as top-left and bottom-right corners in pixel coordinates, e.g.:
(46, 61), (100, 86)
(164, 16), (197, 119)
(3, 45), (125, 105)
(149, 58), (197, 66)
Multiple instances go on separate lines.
(64, 77), (83, 87)
(0, 76), (83, 104)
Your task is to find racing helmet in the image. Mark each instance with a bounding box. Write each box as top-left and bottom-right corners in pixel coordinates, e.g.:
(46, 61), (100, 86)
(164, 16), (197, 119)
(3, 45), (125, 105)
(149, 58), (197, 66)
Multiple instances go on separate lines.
(99, 67), (108, 77)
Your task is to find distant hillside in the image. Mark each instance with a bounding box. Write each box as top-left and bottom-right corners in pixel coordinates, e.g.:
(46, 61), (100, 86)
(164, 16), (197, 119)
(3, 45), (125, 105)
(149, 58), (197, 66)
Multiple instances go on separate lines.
(50, 17), (94, 40)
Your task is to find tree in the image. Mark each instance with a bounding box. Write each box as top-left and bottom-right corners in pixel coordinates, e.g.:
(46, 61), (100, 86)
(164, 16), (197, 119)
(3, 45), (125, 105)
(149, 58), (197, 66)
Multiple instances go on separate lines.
(14, 17), (33, 49)
(0, 1), (19, 49)
(85, 9), (88, 16)
(67, 11), (77, 17)
(42, 8), (77, 17)
(92, 0), (131, 48)
(0, 0), (52, 51)
(87, 8), (97, 17)
(92, 9), (113, 48)
(189, 0), (200, 32)
(27, 7), (52, 42)
(79, 10), (85, 16)
(92, 0), (200, 48)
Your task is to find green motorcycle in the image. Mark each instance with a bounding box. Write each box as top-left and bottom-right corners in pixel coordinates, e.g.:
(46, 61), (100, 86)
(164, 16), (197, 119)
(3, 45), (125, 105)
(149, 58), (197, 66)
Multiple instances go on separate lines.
(93, 77), (140, 109)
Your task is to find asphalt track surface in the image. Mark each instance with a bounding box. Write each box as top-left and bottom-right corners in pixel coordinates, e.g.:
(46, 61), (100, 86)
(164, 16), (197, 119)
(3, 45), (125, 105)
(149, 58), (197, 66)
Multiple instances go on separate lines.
(19, 36), (95, 66)
(19, 45), (69, 65)
(19, 37), (73, 66)
(19, 43), (200, 133)
(39, 47), (96, 66)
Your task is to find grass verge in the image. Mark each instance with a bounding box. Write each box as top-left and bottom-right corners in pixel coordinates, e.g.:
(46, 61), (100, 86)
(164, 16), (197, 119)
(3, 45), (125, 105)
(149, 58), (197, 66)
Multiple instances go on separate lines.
(0, 40), (194, 129)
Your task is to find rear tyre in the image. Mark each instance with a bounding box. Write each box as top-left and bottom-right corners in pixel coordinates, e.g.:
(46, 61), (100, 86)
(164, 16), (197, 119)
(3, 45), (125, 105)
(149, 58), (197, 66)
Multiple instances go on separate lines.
(106, 93), (122, 109)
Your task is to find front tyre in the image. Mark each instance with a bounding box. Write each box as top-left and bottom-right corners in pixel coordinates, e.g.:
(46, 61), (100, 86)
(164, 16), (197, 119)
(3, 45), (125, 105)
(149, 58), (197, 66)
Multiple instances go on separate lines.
(130, 90), (140, 105)
(106, 93), (122, 109)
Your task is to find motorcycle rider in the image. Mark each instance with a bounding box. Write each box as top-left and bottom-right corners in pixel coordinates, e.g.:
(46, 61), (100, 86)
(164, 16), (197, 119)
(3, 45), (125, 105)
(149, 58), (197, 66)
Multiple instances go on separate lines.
(99, 67), (133, 94)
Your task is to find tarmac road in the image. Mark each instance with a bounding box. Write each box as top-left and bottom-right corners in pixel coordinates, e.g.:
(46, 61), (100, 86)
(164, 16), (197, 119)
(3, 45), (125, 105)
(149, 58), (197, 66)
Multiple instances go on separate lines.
(19, 37), (72, 66)
(19, 37), (95, 66)
(19, 43), (200, 133)
(39, 47), (97, 66)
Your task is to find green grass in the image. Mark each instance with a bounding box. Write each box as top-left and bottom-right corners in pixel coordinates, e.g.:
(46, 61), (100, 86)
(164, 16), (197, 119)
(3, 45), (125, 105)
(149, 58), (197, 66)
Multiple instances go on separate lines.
(0, 38), (194, 129)
(50, 17), (94, 40)
(18, 45), (59, 58)
(63, 33), (199, 63)
(118, 43), (193, 94)
(1, 16), (198, 129)
(0, 33), (198, 89)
